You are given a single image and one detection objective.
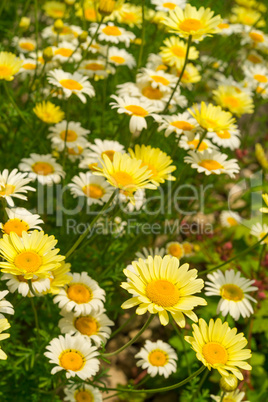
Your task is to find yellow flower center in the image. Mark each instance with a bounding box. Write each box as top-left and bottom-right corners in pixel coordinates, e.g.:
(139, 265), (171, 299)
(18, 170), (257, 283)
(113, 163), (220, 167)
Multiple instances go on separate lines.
(82, 184), (104, 199)
(122, 12), (136, 22)
(0, 184), (15, 196)
(140, 162), (158, 178)
(52, 9), (64, 17)
(156, 64), (168, 72)
(142, 85), (163, 100)
(221, 284), (244, 301)
(60, 129), (78, 141)
(249, 32), (264, 42)
(256, 86), (265, 94)
(125, 105), (148, 117)
(55, 48), (73, 57)
(84, 62), (104, 71)
(171, 45), (185, 57)
(183, 242), (192, 254)
(3, 219), (29, 236)
(151, 75), (170, 86)
(32, 162), (54, 175)
(85, 8), (97, 21)
(60, 79), (83, 90)
(226, 217), (238, 226)
(168, 243), (184, 258)
(68, 146), (83, 155)
(88, 162), (99, 171)
(102, 26), (122, 36)
(247, 54), (262, 63)
(254, 74), (268, 83)
(199, 160), (223, 171)
(215, 130), (231, 139)
(218, 23), (230, 29)
(67, 283), (92, 304)
(223, 96), (240, 109)
(146, 279), (180, 307)
(202, 342), (228, 365)
(101, 150), (115, 161)
(187, 139), (208, 151)
(163, 2), (176, 10)
(110, 55), (125, 64)
(23, 63), (36, 70)
(75, 390), (93, 402)
(60, 350), (84, 371)
(223, 398), (236, 402)
(171, 120), (194, 131)
(148, 350), (168, 366)
(14, 251), (42, 273)
(0, 65), (12, 77)
(75, 316), (99, 336)
(204, 118), (217, 129)
(112, 171), (134, 187)
(20, 42), (35, 51)
(179, 18), (203, 33)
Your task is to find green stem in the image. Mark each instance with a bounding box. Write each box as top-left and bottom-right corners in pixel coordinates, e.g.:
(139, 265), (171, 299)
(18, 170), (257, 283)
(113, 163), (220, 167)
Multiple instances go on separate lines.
(3, 82), (29, 125)
(30, 295), (40, 342)
(62, 100), (70, 171)
(191, 368), (209, 402)
(102, 315), (154, 358)
(162, 35), (192, 114)
(109, 313), (136, 339)
(65, 191), (117, 260)
(135, 373), (150, 388)
(257, 243), (266, 273)
(220, 392), (226, 402)
(201, 233), (268, 275)
(196, 130), (207, 152)
(171, 318), (191, 376)
(136, 0), (146, 72)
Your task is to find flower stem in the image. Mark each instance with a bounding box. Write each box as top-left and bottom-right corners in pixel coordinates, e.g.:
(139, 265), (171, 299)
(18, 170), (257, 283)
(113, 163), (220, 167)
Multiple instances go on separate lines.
(3, 82), (29, 125)
(171, 318), (191, 376)
(196, 130), (207, 152)
(220, 392), (226, 402)
(109, 312), (136, 339)
(102, 315), (154, 358)
(29, 295), (40, 342)
(190, 368), (209, 402)
(162, 35), (192, 114)
(136, 0), (146, 72)
(257, 243), (266, 273)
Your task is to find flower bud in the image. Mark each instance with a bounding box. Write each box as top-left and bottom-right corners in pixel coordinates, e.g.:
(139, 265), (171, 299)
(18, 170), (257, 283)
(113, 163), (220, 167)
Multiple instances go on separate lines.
(43, 47), (54, 62)
(255, 143), (268, 170)
(98, 0), (116, 16)
(54, 19), (64, 33)
(78, 31), (88, 43)
(65, 0), (76, 5)
(220, 374), (238, 392)
(19, 17), (31, 31)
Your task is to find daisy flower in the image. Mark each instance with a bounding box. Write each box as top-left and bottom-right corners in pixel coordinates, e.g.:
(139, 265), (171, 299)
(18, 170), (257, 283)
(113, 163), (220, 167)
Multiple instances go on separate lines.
(185, 318), (252, 381)
(173, 62), (201, 88)
(164, 4), (222, 41)
(59, 309), (114, 346)
(166, 241), (185, 259)
(119, 188), (146, 212)
(114, 3), (142, 28)
(45, 333), (99, 380)
(78, 58), (115, 80)
(47, 69), (95, 103)
(0, 51), (23, 81)
(129, 145), (176, 186)
(110, 95), (160, 135)
(213, 85), (254, 117)
(152, 0), (186, 12)
(92, 22), (135, 47)
(1, 273), (51, 297)
(42, 24), (76, 44)
(230, 6), (264, 27)
(121, 255), (207, 326)
(260, 193), (268, 213)
(94, 152), (156, 199)
(184, 150), (239, 178)
(53, 41), (81, 63)
(217, 21), (243, 36)
(0, 318), (11, 360)
(47, 262), (72, 295)
(0, 207), (43, 236)
(43, 1), (66, 18)
(211, 390), (249, 402)
(13, 37), (36, 53)
(33, 101), (65, 124)
(107, 46), (136, 68)
(80, 139), (125, 170)
(135, 247), (166, 260)
(243, 64), (268, 93)
(137, 68), (178, 91)
(48, 121), (90, 151)
(242, 28), (268, 51)
(205, 269), (258, 320)
(158, 112), (197, 137)
(0, 230), (65, 280)
(64, 383), (102, 402)
(0, 169), (35, 207)
(250, 223), (268, 244)
(160, 36), (199, 68)
(182, 242), (194, 256)
(179, 134), (217, 152)
(0, 291), (14, 319)
(53, 272), (106, 316)
(135, 340), (178, 378)
(19, 153), (65, 185)
(208, 127), (241, 150)
(220, 211), (242, 228)
(19, 57), (38, 78)
(69, 172), (113, 206)
(189, 102), (236, 133)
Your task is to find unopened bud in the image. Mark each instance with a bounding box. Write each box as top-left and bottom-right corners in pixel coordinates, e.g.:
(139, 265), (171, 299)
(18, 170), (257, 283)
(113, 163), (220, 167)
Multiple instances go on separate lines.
(256, 143), (268, 170)
(78, 31), (88, 43)
(65, 0), (76, 5)
(43, 47), (54, 62)
(19, 17), (31, 31)
(54, 19), (64, 33)
(220, 374), (238, 392)
(98, 0), (116, 16)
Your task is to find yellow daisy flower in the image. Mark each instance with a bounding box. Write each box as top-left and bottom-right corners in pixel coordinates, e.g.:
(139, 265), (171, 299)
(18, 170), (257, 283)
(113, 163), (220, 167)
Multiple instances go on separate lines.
(260, 193), (268, 213)
(33, 101), (65, 124)
(0, 52), (23, 81)
(128, 145), (176, 186)
(121, 255), (207, 326)
(189, 102), (236, 132)
(43, 1), (66, 19)
(213, 86), (254, 117)
(160, 36), (199, 68)
(185, 318), (252, 381)
(164, 4), (222, 41)
(0, 231), (65, 280)
(47, 262), (72, 295)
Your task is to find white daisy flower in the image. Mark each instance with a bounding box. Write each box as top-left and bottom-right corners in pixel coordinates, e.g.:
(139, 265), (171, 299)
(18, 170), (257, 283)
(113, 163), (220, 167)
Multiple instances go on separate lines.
(28, 50), (57, 71)
(250, 222), (268, 244)
(166, 241), (185, 259)
(217, 20), (244, 36)
(92, 22), (135, 47)
(158, 112), (198, 137)
(241, 26), (268, 51)
(52, 41), (81, 63)
(243, 50), (264, 68)
(18, 56), (38, 78)
(59, 308), (114, 346)
(69, 172), (113, 206)
(64, 383), (102, 402)
(135, 247), (166, 260)
(19, 153), (65, 185)
(207, 127), (241, 150)
(0, 169), (35, 207)
(211, 389), (249, 402)
(0, 290), (14, 319)
(110, 95), (160, 134)
(137, 68), (178, 91)
(42, 24), (76, 44)
(107, 46), (136, 68)
(182, 241), (195, 257)
(118, 188), (146, 212)
(184, 150), (240, 178)
(243, 64), (268, 96)
(179, 134), (217, 152)
(82, 139), (125, 170)
(220, 211), (242, 228)
(80, 38), (104, 54)
(48, 121), (90, 152)
(135, 340), (178, 378)
(145, 53), (168, 72)
(78, 59), (115, 79)
(13, 37), (36, 53)
(44, 333), (100, 380)
(65, 143), (91, 162)
(205, 269), (258, 321)
(47, 69), (95, 103)
(53, 272), (106, 316)
(0, 207), (43, 236)
(152, 0), (186, 12)
(1, 273), (51, 297)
